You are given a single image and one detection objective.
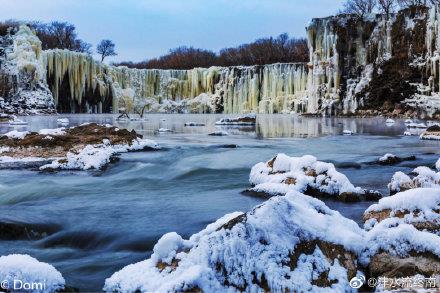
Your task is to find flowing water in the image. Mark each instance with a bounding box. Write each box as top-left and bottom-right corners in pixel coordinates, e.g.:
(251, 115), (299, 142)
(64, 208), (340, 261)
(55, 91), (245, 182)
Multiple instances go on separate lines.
(0, 114), (439, 291)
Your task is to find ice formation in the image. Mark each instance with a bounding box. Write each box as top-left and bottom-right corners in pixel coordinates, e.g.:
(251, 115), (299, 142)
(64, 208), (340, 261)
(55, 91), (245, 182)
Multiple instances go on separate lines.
(0, 254), (65, 293)
(104, 191), (365, 293)
(0, 25), (55, 114)
(43, 50), (310, 114)
(249, 154), (368, 200)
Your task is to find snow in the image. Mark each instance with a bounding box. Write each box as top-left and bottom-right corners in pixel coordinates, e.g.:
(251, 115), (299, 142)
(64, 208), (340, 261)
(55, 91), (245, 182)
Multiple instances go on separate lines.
(0, 254), (65, 293)
(104, 191), (365, 293)
(385, 118), (395, 124)
(56, 118), (69, 125)
(249, 154), (365, 197)
(208, 131), (228, 136)
(366, 188), (440, 214)
(379, 153), (395, 162)
(40, 138), (159, 171)
(38, 128), (66, 136)
(157, 128), (172, 133)
(215, 113), (256, 125)
(184, 122), (205, 126)
(403, 131), (412, 136)
(405, 119), (413, 124)
(362, 218), (440, 264)
(2, 130), (29, 139)
(0, 156), (47, 164)
(342, 130), (353, 135)
(406, 122), (427, 128)
(388, 167), (440, 193)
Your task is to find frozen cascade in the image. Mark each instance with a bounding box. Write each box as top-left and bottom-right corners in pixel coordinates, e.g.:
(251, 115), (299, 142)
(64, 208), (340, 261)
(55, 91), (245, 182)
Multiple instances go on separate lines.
(0, 25), (55, 114)
(306, 18), (341, 114)
(43, 49), (310, 114)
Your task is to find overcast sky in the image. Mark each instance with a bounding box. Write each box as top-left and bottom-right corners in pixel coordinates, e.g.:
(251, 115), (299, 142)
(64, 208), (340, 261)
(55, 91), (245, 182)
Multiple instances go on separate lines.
(0, 0), (345, 62)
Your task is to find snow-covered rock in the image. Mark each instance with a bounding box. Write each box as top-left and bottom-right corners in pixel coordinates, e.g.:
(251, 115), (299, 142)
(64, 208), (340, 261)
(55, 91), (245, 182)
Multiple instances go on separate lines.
(0, 123), (159, 171)
(388, 166), (440, 194)
(249, 154), (380, 202)
(2, 130), (29, 139)
(215, 113), (256, 125)
(377, 153), (416, 165)
(104, 191), (365, 293)
(56, 118), (69, 125)
(385, 118), (395, 124)
(420, 125), (440, 140)
(342, 130), (353, 135)
(363, 218), (440, 291)
(40, 138), (158, 171)
(156, 128), (172, 133)
(406, 122), (427, 129)
(208, 131), (228, 136)
(184, 122), (205, 127)
(0, 254), (65, 293)
(363, 188), (440, 233)
(38, 128), (66, 136)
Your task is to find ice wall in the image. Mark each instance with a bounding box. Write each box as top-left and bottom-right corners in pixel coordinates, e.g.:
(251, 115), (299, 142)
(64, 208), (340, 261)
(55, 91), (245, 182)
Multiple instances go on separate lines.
(43, 49), (309, 114)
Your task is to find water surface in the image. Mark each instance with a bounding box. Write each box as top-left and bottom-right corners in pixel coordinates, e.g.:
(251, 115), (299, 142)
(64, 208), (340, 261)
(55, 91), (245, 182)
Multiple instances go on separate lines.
(0, 114), (439, 291)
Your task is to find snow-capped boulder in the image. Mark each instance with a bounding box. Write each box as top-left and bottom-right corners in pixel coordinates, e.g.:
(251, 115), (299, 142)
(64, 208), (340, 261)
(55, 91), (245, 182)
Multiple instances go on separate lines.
(388, 166), (440, 194)
(0, 123), (159, 170)
(208, 131), (228, 136)
(361, 188), (440, 291)
(215, 113), (256, 125)
(104, 192), (365, 293)
(0, 254), (65, 293)
(363, 188), (440, 233)
(420, 125), (440, 140)
(377, 153), (416, 165)
(363, 219), (440, 291)
(248, 154), (381, 202)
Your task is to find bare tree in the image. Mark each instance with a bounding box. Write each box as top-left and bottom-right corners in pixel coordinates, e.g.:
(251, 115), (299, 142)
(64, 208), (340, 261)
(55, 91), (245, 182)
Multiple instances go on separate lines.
(97, 39), (117, 62)
(428, 0), (440, 5)
(29, 21), (92, 53)
(343, 0), (377, 17)
(378, 0), (397, 14)
(398, 0), (428, 7)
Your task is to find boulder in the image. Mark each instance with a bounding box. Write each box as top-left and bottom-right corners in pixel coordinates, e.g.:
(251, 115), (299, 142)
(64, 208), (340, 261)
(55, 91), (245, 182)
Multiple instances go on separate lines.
(248, 154), (381, 202)
(104, 192), (365, 292)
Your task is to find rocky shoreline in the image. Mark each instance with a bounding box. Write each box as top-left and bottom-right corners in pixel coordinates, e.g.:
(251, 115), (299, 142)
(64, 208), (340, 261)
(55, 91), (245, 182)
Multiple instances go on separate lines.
(0, 123), (159, 171)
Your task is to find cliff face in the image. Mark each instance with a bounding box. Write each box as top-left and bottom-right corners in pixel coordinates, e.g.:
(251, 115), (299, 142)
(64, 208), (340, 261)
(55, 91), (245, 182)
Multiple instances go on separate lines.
(2, 7), (440, 116)
(307, 6), (440, 118)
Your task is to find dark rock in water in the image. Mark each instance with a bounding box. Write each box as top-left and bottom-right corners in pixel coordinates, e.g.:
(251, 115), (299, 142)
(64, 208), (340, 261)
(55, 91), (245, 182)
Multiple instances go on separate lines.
(208, 131), (228, 136)
(378, 154), (416, 166)
(0, 221), (61, 240)
(420, 125), (440, 140)
(427, 125), (440, 132)
(241, 189), (276, 199)
(216, 144), (238, 149)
